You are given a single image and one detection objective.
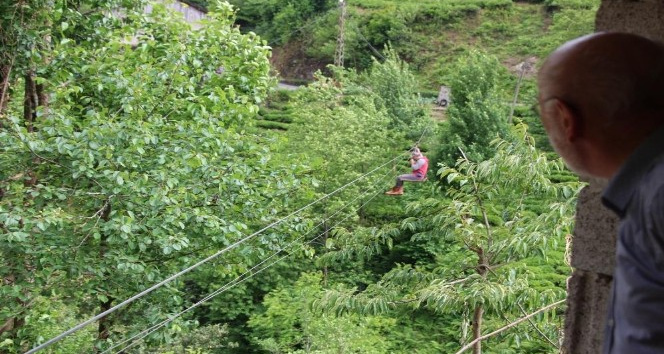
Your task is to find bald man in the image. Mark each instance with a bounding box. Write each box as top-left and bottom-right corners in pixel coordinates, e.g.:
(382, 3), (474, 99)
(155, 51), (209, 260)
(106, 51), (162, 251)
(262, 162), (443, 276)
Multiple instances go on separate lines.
(538, 32), (664, 353)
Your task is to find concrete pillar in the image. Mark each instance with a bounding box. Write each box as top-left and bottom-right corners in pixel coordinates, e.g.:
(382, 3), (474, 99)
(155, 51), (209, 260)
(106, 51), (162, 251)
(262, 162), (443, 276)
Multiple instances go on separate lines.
(596, 0), (664, 40)
(563, 180), (618, 353)
(563, 1), (664, 352)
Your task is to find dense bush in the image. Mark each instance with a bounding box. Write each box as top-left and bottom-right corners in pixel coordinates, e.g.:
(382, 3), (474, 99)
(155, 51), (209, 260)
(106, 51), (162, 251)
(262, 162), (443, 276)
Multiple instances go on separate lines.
(225, 0), (334, 43)
(435, 50), (510, 167)
(256, 120), (290, 130)
(358, 47), (431, 136)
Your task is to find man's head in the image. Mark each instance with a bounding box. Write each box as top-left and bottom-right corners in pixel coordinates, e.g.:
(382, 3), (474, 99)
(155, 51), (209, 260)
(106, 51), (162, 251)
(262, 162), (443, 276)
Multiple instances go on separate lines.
(537, 32), (664, 178)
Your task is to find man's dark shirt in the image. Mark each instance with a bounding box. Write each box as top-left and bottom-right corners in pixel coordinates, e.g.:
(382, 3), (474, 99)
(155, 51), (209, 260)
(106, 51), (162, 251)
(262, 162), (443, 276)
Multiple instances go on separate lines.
(602, 125), (664, 353)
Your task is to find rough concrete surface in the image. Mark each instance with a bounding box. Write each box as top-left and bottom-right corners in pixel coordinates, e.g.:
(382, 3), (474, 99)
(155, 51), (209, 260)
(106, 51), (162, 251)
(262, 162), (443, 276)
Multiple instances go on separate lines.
(571, 182), (619, 276)
(596, 0), (664, 40)
(563, 270), (613, 354)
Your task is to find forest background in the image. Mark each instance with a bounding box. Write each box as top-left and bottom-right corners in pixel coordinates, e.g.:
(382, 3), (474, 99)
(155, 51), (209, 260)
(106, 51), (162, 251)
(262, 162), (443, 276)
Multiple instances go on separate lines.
(0, 0), (597, 352)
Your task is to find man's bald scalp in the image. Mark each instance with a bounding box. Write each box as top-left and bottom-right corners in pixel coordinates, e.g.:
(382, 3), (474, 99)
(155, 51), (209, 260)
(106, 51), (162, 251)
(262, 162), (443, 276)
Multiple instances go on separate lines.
(539, 32), (664, 128)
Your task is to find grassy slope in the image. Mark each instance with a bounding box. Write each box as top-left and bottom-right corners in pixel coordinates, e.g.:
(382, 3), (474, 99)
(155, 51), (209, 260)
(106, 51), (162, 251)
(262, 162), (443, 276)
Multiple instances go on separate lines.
(259, 0), (599, 159)
(370, 1), (596, 88)
(268, 0), (598, 92)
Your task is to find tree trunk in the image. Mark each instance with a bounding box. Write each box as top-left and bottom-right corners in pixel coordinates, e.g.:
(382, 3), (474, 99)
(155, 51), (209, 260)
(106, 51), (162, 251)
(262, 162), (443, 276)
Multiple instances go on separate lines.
(36, 81), (48, 108)
(0, 64), (11, 116)
(97, 201), (113, 346)
(23, 71), (37, 132)
(472, 304), (484, 354)
(97, 296), (113, 342)
(471, 247), (488, 354)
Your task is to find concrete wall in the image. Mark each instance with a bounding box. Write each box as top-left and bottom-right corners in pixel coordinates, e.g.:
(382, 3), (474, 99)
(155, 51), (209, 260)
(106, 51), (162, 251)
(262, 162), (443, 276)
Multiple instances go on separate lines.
(145, 1), (207, 28)
(596, 0), (664, 40)
(563, 179), (618, 353)
(563, 1), (664, 352)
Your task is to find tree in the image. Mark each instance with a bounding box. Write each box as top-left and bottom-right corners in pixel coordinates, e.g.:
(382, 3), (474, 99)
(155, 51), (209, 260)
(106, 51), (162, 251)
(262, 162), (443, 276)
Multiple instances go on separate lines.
(314, 124), (580, 353)
(224, 0), (335, 44)
(1, 0), (145, 346)
(361, 46), (431, 137)
(436, 50), (510, 168)
(1, 2), (300, 351)
(249, 272), (396, 353)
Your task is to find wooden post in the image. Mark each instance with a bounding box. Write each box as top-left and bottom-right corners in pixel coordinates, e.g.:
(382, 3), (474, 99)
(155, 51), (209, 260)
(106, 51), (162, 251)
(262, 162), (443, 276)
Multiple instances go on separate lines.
(508, 62), (530, 124)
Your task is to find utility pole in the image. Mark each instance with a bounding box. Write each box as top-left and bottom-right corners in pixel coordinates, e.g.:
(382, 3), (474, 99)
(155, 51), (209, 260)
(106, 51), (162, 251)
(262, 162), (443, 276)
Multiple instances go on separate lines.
(334, 0), (346, 67)
(508, 61), (531, 124)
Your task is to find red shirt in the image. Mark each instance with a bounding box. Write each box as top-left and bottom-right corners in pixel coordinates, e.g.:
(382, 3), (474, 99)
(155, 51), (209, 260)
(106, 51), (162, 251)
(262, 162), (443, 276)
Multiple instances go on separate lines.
(412, 156), (428, 177)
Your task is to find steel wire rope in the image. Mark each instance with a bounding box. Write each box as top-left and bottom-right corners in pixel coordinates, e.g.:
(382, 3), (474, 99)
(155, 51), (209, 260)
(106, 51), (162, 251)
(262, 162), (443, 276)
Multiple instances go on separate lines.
(108, 171), (392, 353)
(103, 170), (390, 353)
(25, 6), (431, 351)
(104, 131), (431, 353)
(26, 150), (407, 354)
(414, 126), (429, 147)
(352, 25), (386, 61)
(343, 13), (386, 62)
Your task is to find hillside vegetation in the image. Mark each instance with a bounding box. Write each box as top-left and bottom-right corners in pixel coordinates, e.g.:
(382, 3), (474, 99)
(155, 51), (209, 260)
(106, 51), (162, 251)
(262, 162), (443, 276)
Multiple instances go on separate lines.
(217, 0), (597, 88)
(1, 0), (595, 353)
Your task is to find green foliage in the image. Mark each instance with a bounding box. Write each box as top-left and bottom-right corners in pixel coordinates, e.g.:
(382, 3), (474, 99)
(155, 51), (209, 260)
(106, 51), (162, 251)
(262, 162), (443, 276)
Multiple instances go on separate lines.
(288, 70), (395, 196)
(545, 0), (598, 9)
(436, 50), (509, 167)
(0, 1), (301, 350)
(0, 297), (95, 354)
(225, 0), (334, 44)
(154, 324), (237, 353)
(256, 120), (290, 130)
(316, 124), (579, 352)
(359, 46), (433, 137)
(249, 272), (397, 353)
(230, 0), (599, 91)
(1, 0), (594, 352)
(261, 111), (293, 123)
(317, 225), (395, 267)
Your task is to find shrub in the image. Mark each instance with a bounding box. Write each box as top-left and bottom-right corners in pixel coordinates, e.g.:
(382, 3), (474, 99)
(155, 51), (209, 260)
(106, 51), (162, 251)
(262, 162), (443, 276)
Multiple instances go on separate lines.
(360, 46), (432, 139)
(435, 50), (509, 167)
(256, 120), (290, 130)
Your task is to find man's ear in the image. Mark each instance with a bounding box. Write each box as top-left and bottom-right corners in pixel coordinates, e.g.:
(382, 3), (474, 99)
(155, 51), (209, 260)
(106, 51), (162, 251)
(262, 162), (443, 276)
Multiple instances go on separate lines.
(553, 98), (581, 142)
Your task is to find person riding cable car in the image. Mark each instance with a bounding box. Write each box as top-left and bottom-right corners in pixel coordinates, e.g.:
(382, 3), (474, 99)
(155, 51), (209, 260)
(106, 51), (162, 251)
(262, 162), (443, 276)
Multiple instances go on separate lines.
(385, 147), (428, 196)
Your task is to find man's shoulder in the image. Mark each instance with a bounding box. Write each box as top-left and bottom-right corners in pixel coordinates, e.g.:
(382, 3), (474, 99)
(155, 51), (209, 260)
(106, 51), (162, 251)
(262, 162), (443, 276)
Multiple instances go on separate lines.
(641, 153), (664, 192)
(632, 153), (664, 222)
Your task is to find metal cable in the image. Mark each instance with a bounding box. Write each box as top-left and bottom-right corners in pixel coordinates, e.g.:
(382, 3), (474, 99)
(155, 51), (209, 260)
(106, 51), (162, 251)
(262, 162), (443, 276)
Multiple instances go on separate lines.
(26, 152), (404, 354)
(109, 171), (391, 353)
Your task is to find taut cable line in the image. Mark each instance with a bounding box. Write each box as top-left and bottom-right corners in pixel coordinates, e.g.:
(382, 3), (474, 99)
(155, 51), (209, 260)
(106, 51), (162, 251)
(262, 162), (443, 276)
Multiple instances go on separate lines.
(107, 172), (392, 353)
(26, 150), (407, 353)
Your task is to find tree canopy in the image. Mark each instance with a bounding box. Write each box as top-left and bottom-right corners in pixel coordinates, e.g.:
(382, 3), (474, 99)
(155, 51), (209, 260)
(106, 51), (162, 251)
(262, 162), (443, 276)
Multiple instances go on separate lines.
(0, 0), (592, 353)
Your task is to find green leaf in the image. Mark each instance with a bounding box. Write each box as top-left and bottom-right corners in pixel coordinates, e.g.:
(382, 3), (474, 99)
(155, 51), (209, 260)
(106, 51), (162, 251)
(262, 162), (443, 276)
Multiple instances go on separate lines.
(1, 338), (14, 348)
